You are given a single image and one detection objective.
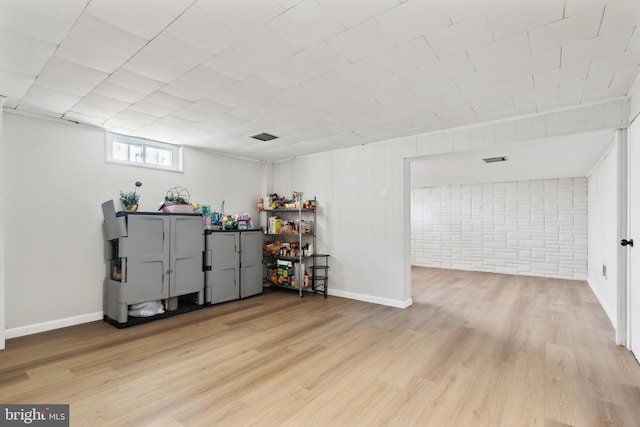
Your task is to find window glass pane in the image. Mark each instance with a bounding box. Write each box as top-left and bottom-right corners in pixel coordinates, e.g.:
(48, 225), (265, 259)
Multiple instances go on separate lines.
(145, 146), (159, 165)
(129, 144), (143, 163)
(113, 141), (130, 161)
(108, 133), (181, 171)
(157, 148), (173, 166)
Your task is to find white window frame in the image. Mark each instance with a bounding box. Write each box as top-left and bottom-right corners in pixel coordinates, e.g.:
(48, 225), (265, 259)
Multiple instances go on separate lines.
(106, 133), (183, 172)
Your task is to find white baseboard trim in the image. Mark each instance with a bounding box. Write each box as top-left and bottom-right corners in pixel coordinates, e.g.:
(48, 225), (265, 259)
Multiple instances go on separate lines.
(586, 280), (616, 330)
(328, 289), (412, 308)
(6, 312), (104, 339)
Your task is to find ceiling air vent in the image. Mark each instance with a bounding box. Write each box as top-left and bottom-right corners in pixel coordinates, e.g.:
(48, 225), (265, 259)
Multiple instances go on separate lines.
(251, 132), (279, 142)
(482, 156), (508, 163)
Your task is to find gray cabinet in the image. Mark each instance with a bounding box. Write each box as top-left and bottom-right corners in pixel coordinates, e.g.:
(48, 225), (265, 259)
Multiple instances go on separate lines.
(102, 201), (204, 325)
(204, 230), (263, 304)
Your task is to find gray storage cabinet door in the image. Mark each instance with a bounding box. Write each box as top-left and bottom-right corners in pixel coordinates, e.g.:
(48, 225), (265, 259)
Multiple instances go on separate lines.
(121, 215), (169, 302)
(170, 216), (205, 297)
(240, 231), (263, 298)
(208, 232), (240, 303)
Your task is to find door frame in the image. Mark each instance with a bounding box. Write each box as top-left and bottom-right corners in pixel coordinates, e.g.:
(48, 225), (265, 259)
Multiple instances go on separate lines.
(618, 128), (628, 347)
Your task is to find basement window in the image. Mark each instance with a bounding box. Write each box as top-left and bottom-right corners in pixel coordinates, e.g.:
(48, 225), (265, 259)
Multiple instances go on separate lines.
(106, 133), (183, 172)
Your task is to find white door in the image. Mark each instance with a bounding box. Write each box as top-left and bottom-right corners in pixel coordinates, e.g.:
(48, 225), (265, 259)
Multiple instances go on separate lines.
(628, 118), (640, 362)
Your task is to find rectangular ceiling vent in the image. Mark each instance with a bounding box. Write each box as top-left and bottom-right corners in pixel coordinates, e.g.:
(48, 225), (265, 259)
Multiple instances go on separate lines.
(251, 132), (279, 142)
(482, 156), (508, 163)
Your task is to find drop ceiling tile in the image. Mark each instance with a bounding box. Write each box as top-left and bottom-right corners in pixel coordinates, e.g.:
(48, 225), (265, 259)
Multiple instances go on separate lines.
(420, 51), (477, 80)
(15, 0), (89, 24)
(410, 77), (460, 101)
(502, 47), (561, 80)
(210, 76), (281, 108)
(315, 0), (399, 28)
(0, 27), (56, 75)
(436, 105), (476, 122)
(467, 33), (530, 72)
(167, 4), (245, 56)
(600, 1), (640, 34)
(56, 37), (127, 74)
(588, 67), (639, 98)
(327, 19), (395, 62)
(161, 79), (207, 102)
(452, 69), (508, 93)
(68, 14), (148, 61)
(0, 0), (76, 44)
(330, 55), (391, 86)
(205, 48), (263, 80)
(78, 93), (131, 115)
(62, 111), (108, 127)
(589, 51), (640, 79)
(93, 81), (148, 104)
(564, 0), (606, 17)
(168, 127), (216, 146)
(19, 84), (82, 115)
(131, 123), (185, 141)
(143, 91), (192, 110)
(276, 0), (305, 8)
(0, 68), (35, 103)
(528, 7), (603, 54)
(155, 114), (199, 128)
(380, 36), (441, 74)
(104, 115), (151, 130)
(534, 64), (589, 92)
(42, 56), (109, 87)
(198, 0), (285, 29)
(140, 32), (212, 70)
(129, 101), (173, 118)
(427, 16), (494, 59)
(487, 0), (564, 41)
(374, 0), (451, 45)
(122, 52), (190, 83)
(105, 69), (165, 94)
(181, 65), (237, 94)
(374, 91), (422, 110)
(34, 72), (96, 97)
(561, 27), (635, 69)
(173, 100), (233, 122)
(268, 0), (345, 48)
(112, 109), (158, 124)
(191, 98), (235, 115)
(196, 113), (248, 130)
(228, 119), (280, 137)
(438, 0), (512, 24)
(231, 25), (301, 70)
(259, 42), (351, 88)
(85, 0), (195, 40)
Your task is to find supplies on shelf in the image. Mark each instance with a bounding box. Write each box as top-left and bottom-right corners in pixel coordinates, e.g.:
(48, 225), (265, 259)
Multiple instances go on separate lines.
(267, 216), (312, 235)
(263, 240), (311, 259)
(269, 260), (310, 288)
(264, 191), (316, 211)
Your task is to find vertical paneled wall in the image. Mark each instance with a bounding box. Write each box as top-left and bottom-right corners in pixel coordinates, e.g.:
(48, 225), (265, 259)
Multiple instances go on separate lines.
(411, 177), (588, 280)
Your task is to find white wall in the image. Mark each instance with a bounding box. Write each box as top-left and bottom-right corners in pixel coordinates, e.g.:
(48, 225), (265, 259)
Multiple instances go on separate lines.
(0, 97), (6, 350)
(3, 112), (265, 336)
(588, 136), (622, 329)
(273, 100), (626, 308)
(412, 178), (588, 280)
(273, 144), (414, 308)
(1, 99), (628, 336)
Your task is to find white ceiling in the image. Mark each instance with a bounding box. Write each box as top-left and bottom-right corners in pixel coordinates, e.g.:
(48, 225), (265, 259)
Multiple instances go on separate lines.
(1, 0), (639, 161)
(410, 129), (616, 187)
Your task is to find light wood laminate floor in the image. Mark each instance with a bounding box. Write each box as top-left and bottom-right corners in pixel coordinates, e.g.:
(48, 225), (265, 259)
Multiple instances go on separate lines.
(1, 267), (640, 426)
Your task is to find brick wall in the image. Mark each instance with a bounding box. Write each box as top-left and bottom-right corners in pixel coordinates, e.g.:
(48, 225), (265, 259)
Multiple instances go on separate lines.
(411, 177), (588, 280)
